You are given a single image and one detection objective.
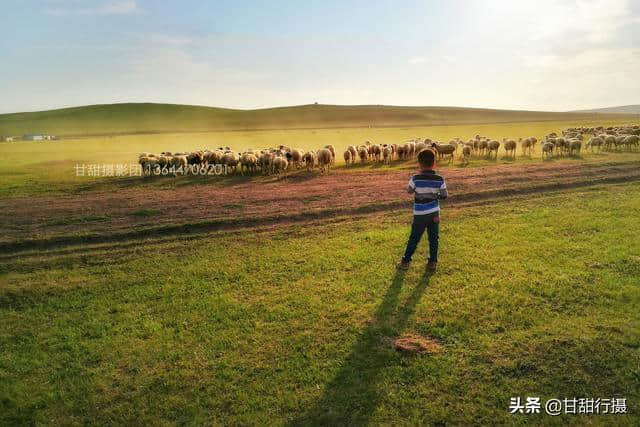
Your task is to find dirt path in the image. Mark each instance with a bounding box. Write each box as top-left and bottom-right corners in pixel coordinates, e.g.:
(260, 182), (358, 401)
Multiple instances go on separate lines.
(1, 160), (639, 252)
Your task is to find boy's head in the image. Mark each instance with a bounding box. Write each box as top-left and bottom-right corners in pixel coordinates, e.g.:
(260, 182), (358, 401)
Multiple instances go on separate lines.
(417, 148), (436, 170)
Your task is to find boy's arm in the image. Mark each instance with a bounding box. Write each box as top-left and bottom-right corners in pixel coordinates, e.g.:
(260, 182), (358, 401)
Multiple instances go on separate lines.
(406, 176), (416, 194)
(438, 180), (448, 200)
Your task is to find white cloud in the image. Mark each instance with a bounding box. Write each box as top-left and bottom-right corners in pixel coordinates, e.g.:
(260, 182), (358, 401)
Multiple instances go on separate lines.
(408, 56), (426, 65)
(534, 0), (634, 44)
(45, 0), (139, 16)
(469, 0), (640, 110)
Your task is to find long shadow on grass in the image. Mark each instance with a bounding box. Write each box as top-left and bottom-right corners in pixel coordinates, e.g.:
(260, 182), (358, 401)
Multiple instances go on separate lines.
(290, 268), (434, 426)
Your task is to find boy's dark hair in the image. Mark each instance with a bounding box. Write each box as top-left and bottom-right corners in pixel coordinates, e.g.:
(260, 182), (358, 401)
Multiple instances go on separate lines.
(418, 148), (436, 167)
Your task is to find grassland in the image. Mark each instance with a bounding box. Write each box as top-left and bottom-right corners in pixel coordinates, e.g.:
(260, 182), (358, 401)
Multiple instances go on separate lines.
(1, 117), (639, 198)
(1, 103), (639, 137)
(1, 104), (639, 424)
(1, 182), (639, 425)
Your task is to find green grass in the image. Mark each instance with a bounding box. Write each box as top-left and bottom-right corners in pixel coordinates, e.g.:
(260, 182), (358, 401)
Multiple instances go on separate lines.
(1, 183), (639, 425)
(1, 118), (639, 198)
(1, 102), (638, 137)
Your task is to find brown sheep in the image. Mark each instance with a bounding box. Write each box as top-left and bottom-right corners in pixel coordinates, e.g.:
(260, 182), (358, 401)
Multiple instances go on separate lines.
(477, 139), (488, 156)
(156, 155), (170, 169)
(302, 151), (316, 172)
(371, 144), (382, 162)
(503, 138), (516, 158)
(487, 140), (500, 159)
(139, 156), (159, 175)
(221, 152), (239, 174)
(186, 151), (204, 168)
(170, 155), (188, 171)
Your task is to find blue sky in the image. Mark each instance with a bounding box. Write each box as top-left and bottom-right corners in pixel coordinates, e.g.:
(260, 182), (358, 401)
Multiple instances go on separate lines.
(1, 0), (639, 113)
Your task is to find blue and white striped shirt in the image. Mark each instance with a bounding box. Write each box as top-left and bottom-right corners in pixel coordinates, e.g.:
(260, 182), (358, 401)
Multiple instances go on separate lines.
(407, 170), (448, 215)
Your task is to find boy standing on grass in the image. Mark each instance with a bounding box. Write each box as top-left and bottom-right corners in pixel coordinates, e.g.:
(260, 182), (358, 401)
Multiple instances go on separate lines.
(397, 148), (447, 271)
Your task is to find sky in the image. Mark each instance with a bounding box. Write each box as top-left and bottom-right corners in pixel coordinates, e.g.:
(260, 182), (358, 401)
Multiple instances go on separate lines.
(1, 0), (639, 113)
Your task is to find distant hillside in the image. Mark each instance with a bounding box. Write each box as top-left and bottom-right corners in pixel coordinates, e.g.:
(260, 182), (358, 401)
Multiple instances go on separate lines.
(0, 103), (638, 137)
(571, 105), (640, 114)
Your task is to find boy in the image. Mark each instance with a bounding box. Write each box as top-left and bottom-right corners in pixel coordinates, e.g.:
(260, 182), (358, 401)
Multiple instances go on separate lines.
(397, 148), (447, 271)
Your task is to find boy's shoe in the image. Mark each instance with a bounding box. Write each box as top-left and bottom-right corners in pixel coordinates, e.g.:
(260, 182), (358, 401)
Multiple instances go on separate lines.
(397, 259), (411, 270)
(427, 261), (438, 271)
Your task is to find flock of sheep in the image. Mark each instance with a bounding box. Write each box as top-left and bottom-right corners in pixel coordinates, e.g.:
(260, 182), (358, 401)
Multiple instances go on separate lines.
(137, 124), (640, 176)
(138, 145), (335, 176)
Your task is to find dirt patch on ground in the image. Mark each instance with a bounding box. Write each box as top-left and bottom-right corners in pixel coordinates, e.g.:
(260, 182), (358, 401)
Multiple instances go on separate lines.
(1, 159), (639, 251)
(393, 334), (443, 355)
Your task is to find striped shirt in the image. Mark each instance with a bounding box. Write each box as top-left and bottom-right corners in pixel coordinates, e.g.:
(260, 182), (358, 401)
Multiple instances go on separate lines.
(406, 170), (448, 215)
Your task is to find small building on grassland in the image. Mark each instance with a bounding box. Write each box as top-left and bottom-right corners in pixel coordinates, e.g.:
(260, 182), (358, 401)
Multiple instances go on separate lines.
(23, 134), (45, 141)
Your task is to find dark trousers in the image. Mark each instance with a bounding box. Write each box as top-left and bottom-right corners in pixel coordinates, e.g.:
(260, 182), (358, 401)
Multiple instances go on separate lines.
(402, 214), (439, 263)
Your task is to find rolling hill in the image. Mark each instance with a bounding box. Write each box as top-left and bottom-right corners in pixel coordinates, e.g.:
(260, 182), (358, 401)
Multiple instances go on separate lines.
(0, 103), (638, 137)
(570, 105), (640, 114)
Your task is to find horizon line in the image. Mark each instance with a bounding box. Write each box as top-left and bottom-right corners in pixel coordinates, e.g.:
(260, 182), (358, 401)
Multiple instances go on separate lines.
(2, 101), (639, 116)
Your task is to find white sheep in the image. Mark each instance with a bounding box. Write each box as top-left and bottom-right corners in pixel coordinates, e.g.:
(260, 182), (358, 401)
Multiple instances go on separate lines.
(271, 156), (288, 176)
(382, 146), (392, 165)
(431, 143), (455, 163)
(358, 146), (368, 164)
(347, 145), (357, 161)
(240, 153), (258, 175)
(461, 145), (472, 166)
(289, 148), (304, 169)
(317, 148), (333, 174)
(520, 138), (532, 156)
(324, 145), (336, 164)
(343, 149), (353, 166)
